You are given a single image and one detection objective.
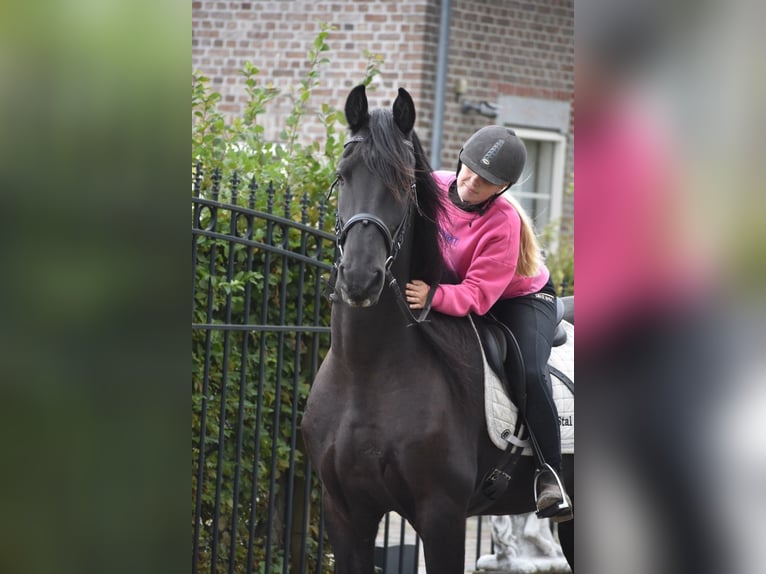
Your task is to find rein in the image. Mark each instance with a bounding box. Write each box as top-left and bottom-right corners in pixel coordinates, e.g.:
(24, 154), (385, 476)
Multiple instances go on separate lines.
(327, 136), (435, 326)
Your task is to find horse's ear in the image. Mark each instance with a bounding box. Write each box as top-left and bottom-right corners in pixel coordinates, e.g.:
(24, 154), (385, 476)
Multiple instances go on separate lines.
(345, 85), (369, 132)
(392, 88), (416, 135)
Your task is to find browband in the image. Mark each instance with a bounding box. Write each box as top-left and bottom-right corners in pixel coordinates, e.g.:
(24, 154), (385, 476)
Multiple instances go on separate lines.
(344, 135), (414, 149)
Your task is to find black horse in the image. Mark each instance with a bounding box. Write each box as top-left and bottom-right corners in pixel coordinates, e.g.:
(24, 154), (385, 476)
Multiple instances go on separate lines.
(301, 85), (574, 573)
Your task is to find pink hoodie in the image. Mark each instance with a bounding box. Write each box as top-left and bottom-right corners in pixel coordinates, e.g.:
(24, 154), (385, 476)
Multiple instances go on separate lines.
(431, 170), (549, 317)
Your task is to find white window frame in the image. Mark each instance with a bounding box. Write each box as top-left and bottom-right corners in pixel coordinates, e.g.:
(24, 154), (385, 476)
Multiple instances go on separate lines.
(507, 126), (568, 235)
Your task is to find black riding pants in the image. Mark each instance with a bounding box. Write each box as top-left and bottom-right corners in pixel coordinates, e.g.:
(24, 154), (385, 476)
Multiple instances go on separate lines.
(491, 283), (560, 472)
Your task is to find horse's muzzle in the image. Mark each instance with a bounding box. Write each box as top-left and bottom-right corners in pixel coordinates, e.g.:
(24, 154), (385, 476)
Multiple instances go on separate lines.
(336, 263), (384, 307)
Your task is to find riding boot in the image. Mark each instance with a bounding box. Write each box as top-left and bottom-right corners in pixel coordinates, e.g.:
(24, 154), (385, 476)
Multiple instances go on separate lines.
(534, 463), (573, 522)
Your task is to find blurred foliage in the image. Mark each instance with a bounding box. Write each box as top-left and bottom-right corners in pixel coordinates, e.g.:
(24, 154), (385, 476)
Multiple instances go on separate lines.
(541, 223), (574, 297)
(540, 179), (575, 297)
(192, 24), (383, 573)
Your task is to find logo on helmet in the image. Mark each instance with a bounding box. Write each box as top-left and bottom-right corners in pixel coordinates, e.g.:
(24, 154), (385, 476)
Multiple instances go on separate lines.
(481, 139), (505, 165)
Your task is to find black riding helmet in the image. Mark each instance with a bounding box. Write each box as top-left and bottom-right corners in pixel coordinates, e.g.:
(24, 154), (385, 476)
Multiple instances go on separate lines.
(457, 126), (527, 188)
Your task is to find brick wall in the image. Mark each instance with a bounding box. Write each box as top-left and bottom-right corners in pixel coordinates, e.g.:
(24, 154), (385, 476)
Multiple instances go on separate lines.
(192, 0), (573, 226)
(192, 0), (441, 145)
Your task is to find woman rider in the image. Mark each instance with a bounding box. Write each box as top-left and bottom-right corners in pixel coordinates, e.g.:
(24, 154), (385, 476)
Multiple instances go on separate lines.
(405, 126), (572, 522)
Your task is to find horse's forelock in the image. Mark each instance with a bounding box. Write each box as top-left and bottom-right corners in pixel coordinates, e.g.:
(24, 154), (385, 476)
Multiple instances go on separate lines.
(360, 109), (415, 200)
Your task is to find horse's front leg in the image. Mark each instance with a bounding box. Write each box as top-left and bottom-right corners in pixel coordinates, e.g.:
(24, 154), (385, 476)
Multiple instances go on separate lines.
(415, 498), (468, 574)
(322, 488), (382, 574)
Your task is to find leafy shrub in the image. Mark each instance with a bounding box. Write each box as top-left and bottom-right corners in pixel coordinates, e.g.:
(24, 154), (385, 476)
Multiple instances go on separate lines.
(540, 222), (574, 297)
(540, 179), (574, 297)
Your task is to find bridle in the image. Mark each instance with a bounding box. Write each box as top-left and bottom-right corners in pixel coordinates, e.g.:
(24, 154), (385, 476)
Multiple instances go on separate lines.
(327, 135), (434, 325)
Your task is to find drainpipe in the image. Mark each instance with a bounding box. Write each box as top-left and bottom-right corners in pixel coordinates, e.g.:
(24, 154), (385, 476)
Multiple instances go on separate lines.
(430, 0), (452, 169)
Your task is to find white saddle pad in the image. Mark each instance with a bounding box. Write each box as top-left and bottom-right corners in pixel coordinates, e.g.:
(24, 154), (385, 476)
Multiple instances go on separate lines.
(470, 318), (575, 456)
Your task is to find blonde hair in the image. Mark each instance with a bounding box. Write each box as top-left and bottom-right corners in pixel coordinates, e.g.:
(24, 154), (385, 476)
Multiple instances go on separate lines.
(503, 193), (543, 277)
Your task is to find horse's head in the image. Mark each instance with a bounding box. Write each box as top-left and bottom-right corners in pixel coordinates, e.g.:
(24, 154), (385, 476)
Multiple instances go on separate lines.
(332, 85), (418, 307)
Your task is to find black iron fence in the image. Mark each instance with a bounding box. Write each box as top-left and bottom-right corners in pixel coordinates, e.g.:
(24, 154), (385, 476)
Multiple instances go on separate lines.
(191, 166), (499, 574)
(192, 165), (338, 574)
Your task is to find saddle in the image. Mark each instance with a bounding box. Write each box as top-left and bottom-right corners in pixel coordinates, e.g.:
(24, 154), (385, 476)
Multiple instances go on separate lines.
(474, 297), (569, 412)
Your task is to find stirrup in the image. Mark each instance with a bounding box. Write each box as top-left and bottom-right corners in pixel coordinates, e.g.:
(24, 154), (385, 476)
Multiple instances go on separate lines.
(533, 463), (573, 521)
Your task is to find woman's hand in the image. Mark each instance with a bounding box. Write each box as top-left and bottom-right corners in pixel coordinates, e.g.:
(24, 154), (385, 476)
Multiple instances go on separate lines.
(405, 279), (430, 309)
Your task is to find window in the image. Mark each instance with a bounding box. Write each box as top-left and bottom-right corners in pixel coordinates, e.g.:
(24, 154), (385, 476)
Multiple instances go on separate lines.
(495, 94), (571, 238)
(504, 127), (567, 233)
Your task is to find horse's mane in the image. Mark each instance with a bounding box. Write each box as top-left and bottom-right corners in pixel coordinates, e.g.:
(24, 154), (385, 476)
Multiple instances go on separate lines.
(357, 109), (482, 404)
(408, 129), (449, 285)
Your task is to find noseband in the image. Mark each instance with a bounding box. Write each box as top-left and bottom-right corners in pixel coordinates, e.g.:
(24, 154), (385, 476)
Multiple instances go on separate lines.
(327, 135), (433, 324)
